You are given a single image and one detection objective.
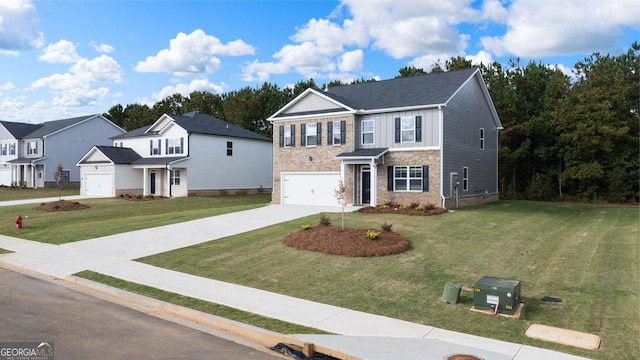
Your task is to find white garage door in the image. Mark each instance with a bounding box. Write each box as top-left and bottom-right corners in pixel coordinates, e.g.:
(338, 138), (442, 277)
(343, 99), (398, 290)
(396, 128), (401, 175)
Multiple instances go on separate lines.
(85, 174), (112, 197)
(0, 169), (10, 186)
(282, 172), (341, 206)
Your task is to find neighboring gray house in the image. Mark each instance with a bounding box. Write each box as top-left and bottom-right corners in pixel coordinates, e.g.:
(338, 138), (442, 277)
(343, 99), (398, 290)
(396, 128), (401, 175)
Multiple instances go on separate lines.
(0, 115), (125, 188)
(268, 67), (502, 208)
(77, 111), (273, 197)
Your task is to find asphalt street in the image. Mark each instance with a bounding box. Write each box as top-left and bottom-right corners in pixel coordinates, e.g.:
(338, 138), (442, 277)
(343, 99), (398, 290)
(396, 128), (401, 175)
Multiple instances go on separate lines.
(0, 268), (283, 360)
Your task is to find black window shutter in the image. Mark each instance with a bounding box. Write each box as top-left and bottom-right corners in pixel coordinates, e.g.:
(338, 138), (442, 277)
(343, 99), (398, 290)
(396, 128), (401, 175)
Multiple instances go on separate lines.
(291, 124), (295, 147)
(278, 126), (284, 147)
(394, 118), (401, 143)
(317, 122), (322, 145)
(422, 165), (429, 192)
(180, 137), (184, 153)
(416, 116), (422, 142)
(387, 166), (394, 191)
(327, 121), (332, 145)
(301, 124), (306, 146)
(340, 120), (346, 144)
(149, 140), (153, 155)
(165, 139), (168, 154)
(158, 139), (162, 153)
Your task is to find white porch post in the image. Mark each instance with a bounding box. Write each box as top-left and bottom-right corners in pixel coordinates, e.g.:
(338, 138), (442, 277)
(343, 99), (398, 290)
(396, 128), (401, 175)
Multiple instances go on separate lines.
(22, 165), (27, 187)
(142, 168), (148, 196)
(166, 168), (172, 198)
(340, 161), (346, 183)
(370, 160), (378, 207)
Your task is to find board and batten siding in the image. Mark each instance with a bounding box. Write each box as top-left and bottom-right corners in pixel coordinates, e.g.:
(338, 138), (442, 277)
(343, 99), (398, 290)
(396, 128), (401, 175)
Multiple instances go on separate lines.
(185, 134), (272, 191)
(283, 93), (344, 114)
(354, 109), (440, 150)
(442, 75), (499, 198)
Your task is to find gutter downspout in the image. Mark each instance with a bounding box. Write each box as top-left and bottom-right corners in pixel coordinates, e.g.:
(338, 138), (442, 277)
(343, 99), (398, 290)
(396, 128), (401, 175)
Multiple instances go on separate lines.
(166, 164), (172, 198)
(438, 105), (446, 210)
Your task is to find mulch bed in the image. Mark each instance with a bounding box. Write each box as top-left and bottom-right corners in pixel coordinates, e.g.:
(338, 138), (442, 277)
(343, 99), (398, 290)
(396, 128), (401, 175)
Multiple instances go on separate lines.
(358, 206), (449, 216)
(283, 225), (412, 257)
(34, 200), (89, 212)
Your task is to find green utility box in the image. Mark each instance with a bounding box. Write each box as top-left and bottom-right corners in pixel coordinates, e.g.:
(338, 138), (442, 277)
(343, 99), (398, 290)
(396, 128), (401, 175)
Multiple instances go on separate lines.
(441, 282), (461, 304)
(473, 276), (521, 315)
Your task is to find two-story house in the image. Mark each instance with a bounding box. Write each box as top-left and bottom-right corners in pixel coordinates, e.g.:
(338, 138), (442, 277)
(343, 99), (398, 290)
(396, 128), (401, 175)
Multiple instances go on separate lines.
(76, 111), (273, 197)
(268, 67), (502, 208)
(0, 115), (125, 188)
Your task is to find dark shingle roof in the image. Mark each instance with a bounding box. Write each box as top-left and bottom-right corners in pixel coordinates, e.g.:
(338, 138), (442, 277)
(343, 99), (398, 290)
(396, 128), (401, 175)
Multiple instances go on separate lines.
(112, 112), (272, 141)
(324, 68), (478, 110)
(335, 148), (389, 158)
(94, 146), (142, 164)
(24, 115), (98, 138)
(131, 156), (187, 165)
(0, 121), (41, 138)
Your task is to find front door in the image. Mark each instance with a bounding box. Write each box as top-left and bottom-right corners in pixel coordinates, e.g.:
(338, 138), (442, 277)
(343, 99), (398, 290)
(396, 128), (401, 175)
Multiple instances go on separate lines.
(150, 172), (156, 194)
(361, 167), (371, 205)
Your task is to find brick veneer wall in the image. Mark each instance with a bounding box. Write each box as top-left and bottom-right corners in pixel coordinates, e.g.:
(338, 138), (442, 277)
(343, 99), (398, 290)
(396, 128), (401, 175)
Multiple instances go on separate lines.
(377, 150), (442, 208)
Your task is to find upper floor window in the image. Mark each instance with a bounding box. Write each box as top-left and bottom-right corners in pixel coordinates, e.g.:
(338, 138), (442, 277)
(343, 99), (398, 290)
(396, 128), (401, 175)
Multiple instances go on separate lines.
(301, 122), (321, 147)
(9, 143), (15, 155)
(28, 141), (37, 155)
(166, 138), (183, 154)
(227, 141), (233, 156)
(395, 116), (422, 143)
(150, 139), (161, 155)
(1, 144), (6, 156)
(279, 124), (295, 148)
(329, 120), (345, 145)
(479, 128), (485, 150)
(362, 120), (374, 145)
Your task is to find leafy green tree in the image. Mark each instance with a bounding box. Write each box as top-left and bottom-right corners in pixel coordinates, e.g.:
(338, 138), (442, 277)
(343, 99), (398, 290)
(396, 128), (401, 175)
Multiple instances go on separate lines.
(445, 56), (473, 71)
(396, 65), (427, 78)
(104, 104), (126, 129)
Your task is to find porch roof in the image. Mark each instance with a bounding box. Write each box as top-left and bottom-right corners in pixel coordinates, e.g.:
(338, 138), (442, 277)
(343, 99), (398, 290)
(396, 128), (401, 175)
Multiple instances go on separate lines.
(131, 156), (188, 166)
(335, 148), (388, 160)
(8, 157), (45, 165)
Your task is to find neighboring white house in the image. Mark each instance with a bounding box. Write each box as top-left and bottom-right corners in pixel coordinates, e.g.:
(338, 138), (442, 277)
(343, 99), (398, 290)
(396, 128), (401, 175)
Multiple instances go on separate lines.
(77, 111), (273, 197)
(0, 115), (125, 188)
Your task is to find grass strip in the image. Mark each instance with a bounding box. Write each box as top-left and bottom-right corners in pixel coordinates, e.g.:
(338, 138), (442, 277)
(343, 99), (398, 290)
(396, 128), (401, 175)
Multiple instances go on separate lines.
(75, 270), (329, 335)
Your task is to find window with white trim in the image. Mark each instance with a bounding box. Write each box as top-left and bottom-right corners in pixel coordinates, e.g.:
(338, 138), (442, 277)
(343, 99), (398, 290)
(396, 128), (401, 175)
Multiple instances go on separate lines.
(27, 141), (37, 155)
(227, 141), (233, 156)
(401, 117), (416, 143)
(284, 125), (293, 147)
(479, 128), (485, 150)
(170, 169), (181, 185)
(151, 139), (161, 155)
(331, 121), (342, 145)
(166, 138), (183, 154)
(1, 144), (6, 156)
(362, 120), (374, 144)
(394, 166), (423, 191)
(463, 167), (469, 191)
(9, 143), (15, 155)
(305, 122), (318, 146)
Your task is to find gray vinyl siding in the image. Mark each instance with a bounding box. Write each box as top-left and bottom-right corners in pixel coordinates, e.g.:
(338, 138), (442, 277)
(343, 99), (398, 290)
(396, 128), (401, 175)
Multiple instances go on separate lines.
(284, 93), (344, 114)
(185, 134), (272, 190)
(45, 118), (124, 184)
(442, 76), (499, 198)
(355, 109), (440, 150)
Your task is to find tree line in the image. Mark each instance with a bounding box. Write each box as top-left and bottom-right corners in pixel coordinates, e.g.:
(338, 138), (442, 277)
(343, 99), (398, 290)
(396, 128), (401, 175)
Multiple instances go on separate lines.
(104, 42), (639, 203)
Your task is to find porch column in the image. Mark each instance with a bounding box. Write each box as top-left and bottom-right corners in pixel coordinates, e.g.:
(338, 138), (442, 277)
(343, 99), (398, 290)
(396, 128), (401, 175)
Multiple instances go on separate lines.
(142, 168), (148, 196)
(166, 168), (172, 198)
(340, 161), (346, 183)
(370, 160), (378, 207)
(22, 165), (27, 187)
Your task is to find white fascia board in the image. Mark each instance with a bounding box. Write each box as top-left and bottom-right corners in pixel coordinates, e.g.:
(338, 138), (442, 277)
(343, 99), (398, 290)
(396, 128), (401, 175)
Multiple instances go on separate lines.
(354, 103), (445, 115)
(268, 88), (355, 122)
(270, 110), (356, 123)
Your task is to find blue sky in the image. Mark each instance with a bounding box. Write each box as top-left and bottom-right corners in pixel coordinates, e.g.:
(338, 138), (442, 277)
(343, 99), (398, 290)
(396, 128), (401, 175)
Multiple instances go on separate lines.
(0, 0), (638, 123)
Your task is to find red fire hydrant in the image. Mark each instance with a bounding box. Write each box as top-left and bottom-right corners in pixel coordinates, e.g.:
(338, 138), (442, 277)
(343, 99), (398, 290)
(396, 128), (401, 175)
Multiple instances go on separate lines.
(15, 215), (23, 230)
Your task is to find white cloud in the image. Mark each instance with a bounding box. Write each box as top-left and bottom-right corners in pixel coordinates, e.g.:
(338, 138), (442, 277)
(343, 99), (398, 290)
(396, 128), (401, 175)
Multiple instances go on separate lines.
(38, 39), (80, 63)
(152, 78), (225, 102)
(466, 50), (493, 66)
(135, 29), (255, 76)
(0, 0), (44, 51)
(90, 41), (115, 54)
(338, 49), (363, 72)
(481, 0), (640, 58)
(0, 81), (15, 90)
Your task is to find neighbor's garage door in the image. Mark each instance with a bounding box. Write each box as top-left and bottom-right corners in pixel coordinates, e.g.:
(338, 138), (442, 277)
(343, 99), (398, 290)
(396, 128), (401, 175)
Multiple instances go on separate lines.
(281, 172), (341, 206)
(0, 169), (10, 186)
(84, 174), (112, 197)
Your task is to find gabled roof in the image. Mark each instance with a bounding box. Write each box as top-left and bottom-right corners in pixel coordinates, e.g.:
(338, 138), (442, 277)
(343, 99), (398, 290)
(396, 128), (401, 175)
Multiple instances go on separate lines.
(0, 121), (41, 138)
(270, 67), (494, 121)
(113, 112), (272, 142)
(24, 114), (119, 138)
(93, 146), (142, 164)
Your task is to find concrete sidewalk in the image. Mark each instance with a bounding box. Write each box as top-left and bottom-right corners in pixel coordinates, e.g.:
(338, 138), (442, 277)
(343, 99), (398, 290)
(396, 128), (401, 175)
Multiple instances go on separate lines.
(0, 202), (591, 360)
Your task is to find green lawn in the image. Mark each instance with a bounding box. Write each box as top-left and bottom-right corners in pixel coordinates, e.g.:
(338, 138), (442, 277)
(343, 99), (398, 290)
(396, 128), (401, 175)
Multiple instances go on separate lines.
(0, 194), (271, 244)
(133, 201), (638, 360)
(0, 186), (79, 201)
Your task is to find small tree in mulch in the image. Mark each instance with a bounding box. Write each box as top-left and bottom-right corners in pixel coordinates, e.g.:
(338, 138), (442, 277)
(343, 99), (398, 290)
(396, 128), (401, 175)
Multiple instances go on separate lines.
(53, 162), (65, 201)
(335, 180), (347, 230)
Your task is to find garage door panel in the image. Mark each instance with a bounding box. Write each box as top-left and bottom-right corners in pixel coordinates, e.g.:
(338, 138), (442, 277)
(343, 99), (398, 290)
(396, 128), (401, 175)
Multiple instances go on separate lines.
(0, 169), (10, 186)
(282, 172), (340, 206)
(85, 174), (111, 197)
